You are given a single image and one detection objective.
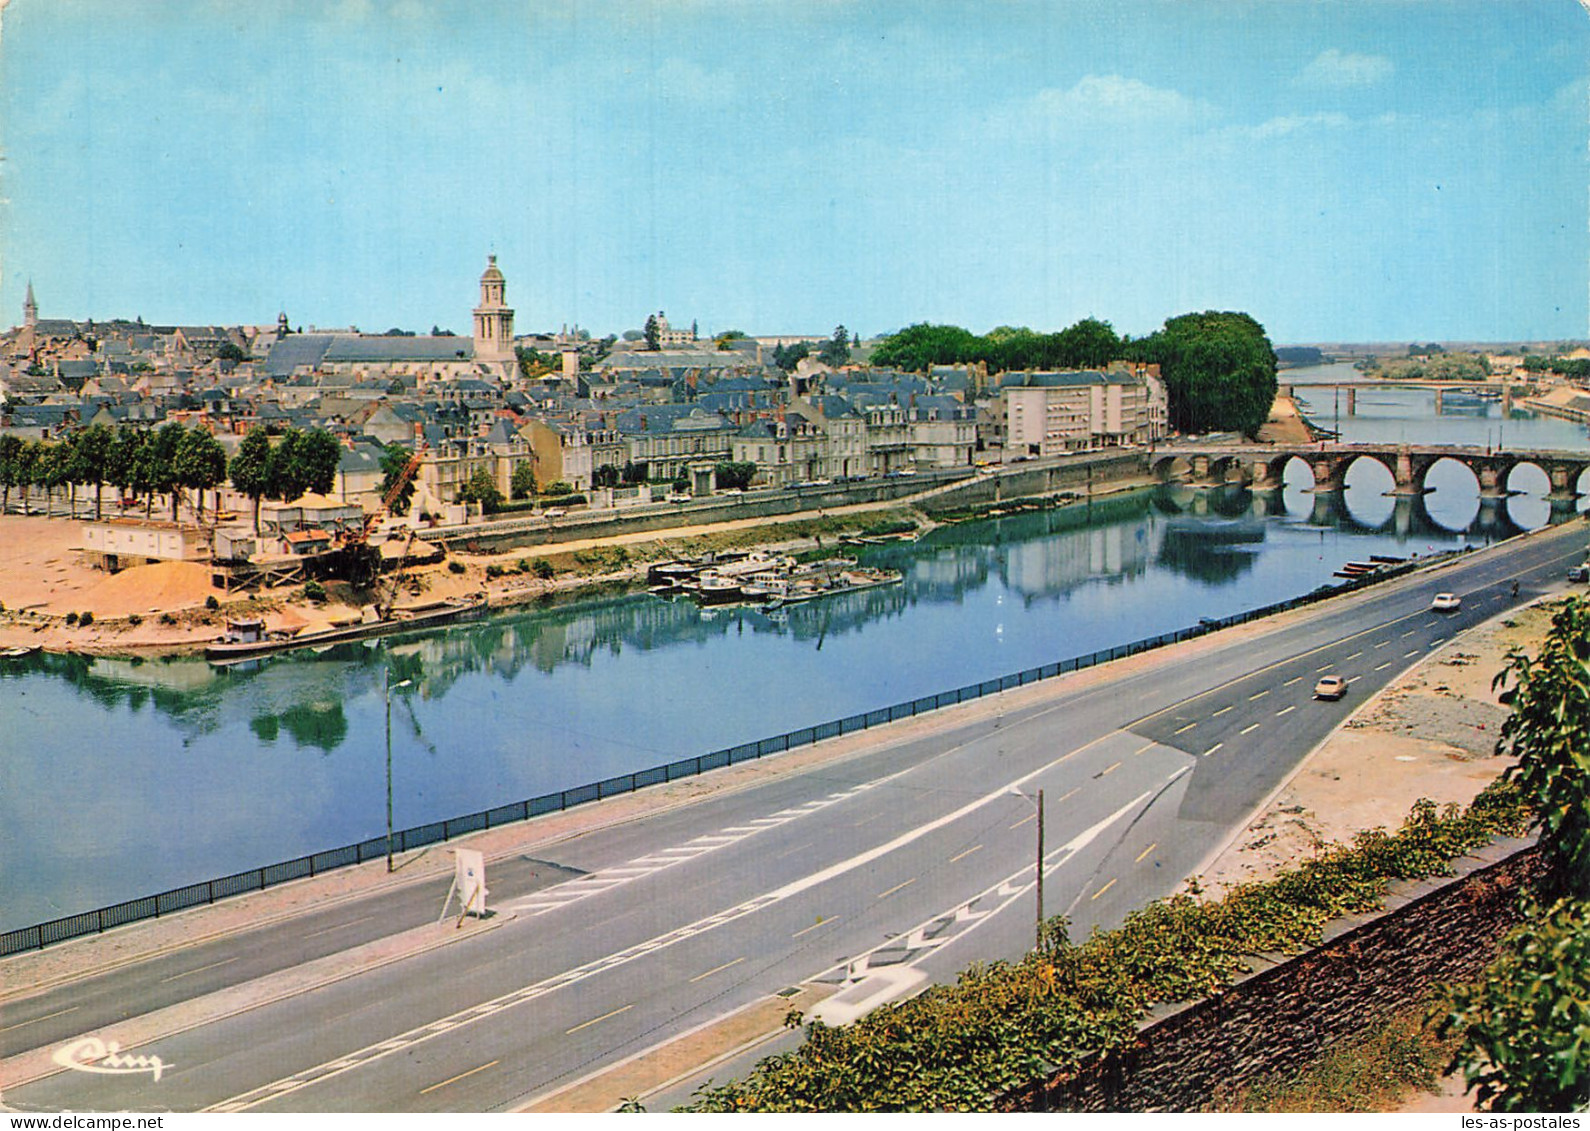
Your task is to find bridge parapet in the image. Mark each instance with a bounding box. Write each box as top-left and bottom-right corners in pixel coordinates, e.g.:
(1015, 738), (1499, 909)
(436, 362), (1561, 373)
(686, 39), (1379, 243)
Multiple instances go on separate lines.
(1153, 442), (1589, 500)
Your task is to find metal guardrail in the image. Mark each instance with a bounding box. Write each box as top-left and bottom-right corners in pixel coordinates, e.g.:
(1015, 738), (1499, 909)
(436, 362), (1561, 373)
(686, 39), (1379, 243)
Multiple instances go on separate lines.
(0, 557), (1431, 956)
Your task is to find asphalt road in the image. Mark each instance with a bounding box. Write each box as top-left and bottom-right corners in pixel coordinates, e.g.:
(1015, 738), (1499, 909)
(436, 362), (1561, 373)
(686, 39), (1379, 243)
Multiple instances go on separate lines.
(4, 519), (1585, 1112)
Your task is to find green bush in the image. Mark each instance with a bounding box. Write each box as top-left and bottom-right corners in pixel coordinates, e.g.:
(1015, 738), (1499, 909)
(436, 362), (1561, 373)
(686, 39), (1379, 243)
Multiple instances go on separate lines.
(484, 563), (505, 579)
(302, 580), (327, 603)
(128, 614), (142, 626)
(65, 612), (79, 626)
(160, 612), (177, 625)
(448, 560), (466, 574)
(77, 611), (94, 627)
(516, 558), (533, 574)
(205, 594), (220, 611)
(1442, 895), (1590, 1112)
(534, 559), (555, 580)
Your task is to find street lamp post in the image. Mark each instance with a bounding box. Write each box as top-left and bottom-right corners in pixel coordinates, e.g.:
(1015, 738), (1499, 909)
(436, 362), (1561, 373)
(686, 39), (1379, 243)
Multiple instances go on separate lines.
(1010, 785), (1046, 950)
(385, 670), (412, 873)
(1035, 788), (1045, 950)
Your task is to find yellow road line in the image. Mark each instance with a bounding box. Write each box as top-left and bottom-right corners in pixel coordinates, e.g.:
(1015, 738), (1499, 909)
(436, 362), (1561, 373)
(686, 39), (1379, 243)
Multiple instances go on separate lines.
(689, 957), (745, 983)
(1134, 842), (1157, 863)
(1101, 761), (1121, 775)
(1010, 812), (1036, 829)
(1090, 878), (1118, 901)
(1056, 787), (1080, 803)
(1212, 706), (1233, 716)
(1134, 741), (1155, 755)
(0, 1005), (77, 1034)
(420, 1059), (499, 1095)
(949, 844), (983, 863)
(1247, 689), (1270, 700)
(877, 878), (917, 900)
(1239, 723), (1260, 735)
(567, 1004), (633, 1035)
(1174, 722), (1197, 734)
(160, 956), (239, 983)
(792, 916), (837, 938)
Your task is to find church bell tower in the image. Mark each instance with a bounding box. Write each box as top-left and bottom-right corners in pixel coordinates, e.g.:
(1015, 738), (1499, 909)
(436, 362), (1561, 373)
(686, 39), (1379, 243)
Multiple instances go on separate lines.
(472, 255), (516, 367)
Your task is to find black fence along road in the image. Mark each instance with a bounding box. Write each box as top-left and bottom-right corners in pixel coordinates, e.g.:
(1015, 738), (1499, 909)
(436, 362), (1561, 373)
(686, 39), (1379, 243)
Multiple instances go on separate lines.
(0, 556), (1442, 957)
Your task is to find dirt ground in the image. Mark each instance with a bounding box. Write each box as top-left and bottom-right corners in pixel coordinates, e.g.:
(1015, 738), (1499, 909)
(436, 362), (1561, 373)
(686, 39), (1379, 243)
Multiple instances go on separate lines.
(0, 496), (952, 656)
(1195, 599), (1543, 895)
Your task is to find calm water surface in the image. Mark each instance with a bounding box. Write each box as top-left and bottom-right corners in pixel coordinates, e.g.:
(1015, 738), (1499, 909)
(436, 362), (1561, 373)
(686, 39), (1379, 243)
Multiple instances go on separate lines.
(3, 376), (1586, 930)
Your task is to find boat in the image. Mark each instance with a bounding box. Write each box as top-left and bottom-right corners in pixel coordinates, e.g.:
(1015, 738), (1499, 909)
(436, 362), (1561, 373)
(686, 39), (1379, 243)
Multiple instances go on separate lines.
(205, 594), (489, 664)
(691, 572), (745, 605)
(0, 645), (41, 660)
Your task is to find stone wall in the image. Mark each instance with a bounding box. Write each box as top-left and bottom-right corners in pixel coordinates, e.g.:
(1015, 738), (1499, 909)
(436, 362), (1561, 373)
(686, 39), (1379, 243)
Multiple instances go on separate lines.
(998, 836), (1543, 1112)
(919, 451), (1149, 514)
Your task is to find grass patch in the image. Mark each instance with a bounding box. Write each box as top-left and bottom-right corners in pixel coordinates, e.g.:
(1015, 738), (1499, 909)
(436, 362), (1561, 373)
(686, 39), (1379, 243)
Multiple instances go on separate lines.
(1210, 1009), (1456, 1112)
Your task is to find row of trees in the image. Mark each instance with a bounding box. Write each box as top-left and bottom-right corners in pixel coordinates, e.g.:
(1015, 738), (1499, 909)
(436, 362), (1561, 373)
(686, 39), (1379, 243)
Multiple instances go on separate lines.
(0, 423), (228, 521)
(869, 312), (1278, 436)
(0, 423), (342, 531)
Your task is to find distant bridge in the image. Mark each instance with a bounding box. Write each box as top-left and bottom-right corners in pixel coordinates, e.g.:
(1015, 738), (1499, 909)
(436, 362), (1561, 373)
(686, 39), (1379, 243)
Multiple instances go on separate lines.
(1278, 379), (1528, 415)
(1154, 441), (1590, 503)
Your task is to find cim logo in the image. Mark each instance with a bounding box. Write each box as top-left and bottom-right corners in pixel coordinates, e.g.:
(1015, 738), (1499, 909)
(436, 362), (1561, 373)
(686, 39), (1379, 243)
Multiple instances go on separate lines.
(52, 1037), (169, 1082)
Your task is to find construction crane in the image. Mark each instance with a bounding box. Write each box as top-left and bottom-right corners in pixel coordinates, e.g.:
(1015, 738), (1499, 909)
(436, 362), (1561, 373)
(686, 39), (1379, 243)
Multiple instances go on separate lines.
(354, 448), (424, 546)
(345, 448), (425, 593)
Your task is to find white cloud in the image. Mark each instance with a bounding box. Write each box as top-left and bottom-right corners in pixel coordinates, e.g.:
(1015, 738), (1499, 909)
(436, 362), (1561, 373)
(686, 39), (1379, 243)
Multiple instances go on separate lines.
(1299, 49), (1394, 88)
(1228, 112), (1352, 141)
(981, 74), (1215, 141)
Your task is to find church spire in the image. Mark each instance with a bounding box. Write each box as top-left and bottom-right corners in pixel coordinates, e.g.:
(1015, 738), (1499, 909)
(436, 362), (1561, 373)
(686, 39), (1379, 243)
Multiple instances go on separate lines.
(23, 280), (37, 329)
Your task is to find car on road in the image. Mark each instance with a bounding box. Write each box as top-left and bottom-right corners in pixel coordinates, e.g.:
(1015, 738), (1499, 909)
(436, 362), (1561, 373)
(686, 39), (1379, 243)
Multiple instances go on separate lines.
(1430, 593), (1462, 612)
(1568, 565), (1588, 583)
(1313, 674), (1348, 700)
(542, 507), (567, 518)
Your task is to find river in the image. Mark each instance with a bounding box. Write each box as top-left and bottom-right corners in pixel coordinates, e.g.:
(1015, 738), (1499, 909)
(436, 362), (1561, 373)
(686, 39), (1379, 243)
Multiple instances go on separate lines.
(3, 367), (1586, 931)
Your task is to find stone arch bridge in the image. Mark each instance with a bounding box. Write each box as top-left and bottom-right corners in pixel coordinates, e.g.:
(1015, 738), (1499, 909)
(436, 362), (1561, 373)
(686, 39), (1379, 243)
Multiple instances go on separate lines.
(1153, 442), (1590, 502)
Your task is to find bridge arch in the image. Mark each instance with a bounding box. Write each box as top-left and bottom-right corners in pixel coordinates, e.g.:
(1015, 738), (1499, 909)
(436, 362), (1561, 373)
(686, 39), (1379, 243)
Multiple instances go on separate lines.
(1153, 455), (1192, 484)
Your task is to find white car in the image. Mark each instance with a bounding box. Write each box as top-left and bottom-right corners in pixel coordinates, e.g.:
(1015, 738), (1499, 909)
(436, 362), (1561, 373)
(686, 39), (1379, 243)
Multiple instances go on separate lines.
(1431, 593), (1462, 612)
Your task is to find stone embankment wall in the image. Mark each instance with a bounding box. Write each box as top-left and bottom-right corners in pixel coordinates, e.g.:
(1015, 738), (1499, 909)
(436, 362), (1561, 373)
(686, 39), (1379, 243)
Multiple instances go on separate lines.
(999, 836), (1543, 1112)
(416, 451), (1151, 553)
(918, 451), (1149, 514)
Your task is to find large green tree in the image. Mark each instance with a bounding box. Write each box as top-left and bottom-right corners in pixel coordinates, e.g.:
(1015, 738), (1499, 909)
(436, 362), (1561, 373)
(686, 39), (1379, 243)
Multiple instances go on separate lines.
(13, 441), (40, 515)
(455, 467), (503, 513)
(174, 427), (229, 519)
(1492, 596), (1590, 897)
(74, 424), (114, 520)
(0, 433), (22, 513)
(105, 427), (145, 513)
(818, 325), (851, 368)
(713, 460), (757, 490)
(378, 443), (417, 515)
(264, 428), (341, 507)
(1443, 896), (1590, 1112)
(1438, 596), (1590, 1111)
(229, 426), (273, 532)
(147, 422), (187, 521)
(869, 322), (983, 372)
(1132, 311), (1277, 436)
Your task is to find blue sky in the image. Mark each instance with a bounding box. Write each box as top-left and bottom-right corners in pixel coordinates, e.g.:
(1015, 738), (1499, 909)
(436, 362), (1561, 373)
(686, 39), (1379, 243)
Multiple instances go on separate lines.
(1, 0), (1585, 344)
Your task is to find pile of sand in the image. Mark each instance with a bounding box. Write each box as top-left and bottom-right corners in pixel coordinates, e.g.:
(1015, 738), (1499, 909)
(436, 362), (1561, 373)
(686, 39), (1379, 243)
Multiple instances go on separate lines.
(76, 561), (217, 617)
